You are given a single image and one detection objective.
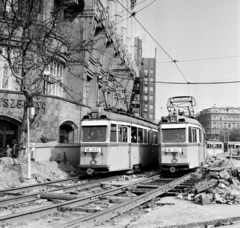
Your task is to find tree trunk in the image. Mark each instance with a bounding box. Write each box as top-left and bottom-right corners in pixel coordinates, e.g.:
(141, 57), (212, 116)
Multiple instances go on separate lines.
(17, 94), (33, 159)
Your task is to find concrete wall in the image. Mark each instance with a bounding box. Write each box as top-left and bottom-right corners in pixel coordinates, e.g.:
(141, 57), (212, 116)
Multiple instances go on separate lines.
(34, 142), (80, 168)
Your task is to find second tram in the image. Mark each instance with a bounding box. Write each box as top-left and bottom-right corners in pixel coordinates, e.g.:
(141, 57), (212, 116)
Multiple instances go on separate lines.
(79, 107), (159, 175)
(158, 96), (206, 174)
(206, 140), (224, 155)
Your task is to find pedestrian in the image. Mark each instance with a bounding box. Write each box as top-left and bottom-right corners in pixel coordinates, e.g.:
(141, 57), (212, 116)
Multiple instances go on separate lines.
(6, 144), (12, 157)
(12, 139), (18, 158)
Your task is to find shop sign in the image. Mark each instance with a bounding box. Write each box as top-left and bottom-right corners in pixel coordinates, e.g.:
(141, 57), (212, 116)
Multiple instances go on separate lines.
(0, 98), (46, 110)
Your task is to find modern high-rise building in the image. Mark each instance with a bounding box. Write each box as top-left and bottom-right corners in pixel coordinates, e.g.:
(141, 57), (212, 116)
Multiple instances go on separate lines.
(196, 107), (240, 141)
(131, 39), (156, 121)
(142, 54), (156, 121)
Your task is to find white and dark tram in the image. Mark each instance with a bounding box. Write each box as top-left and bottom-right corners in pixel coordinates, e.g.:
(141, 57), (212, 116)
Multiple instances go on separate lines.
(206, 140), (224, 156)
(158, 96), (206, 174)
(80, 107), (159, 175)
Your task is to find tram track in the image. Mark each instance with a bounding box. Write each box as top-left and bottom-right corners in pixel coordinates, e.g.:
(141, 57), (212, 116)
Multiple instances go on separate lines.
(0, 174), (158, 225)
(0, 173), (196, 227)
(0, 175), (122, 208)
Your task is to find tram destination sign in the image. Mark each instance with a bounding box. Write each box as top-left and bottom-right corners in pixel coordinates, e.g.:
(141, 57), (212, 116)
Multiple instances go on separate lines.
(165, 148), (182, 153)
(84, 147), (101, 153)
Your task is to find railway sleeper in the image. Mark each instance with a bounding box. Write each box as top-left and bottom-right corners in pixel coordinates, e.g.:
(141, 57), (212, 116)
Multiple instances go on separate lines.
(98, 195), (133, 204)
(59, 206), (103, 213)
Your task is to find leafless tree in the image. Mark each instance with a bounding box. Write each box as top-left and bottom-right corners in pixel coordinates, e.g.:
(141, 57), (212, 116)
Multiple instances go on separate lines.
(0, 0), (90, 157)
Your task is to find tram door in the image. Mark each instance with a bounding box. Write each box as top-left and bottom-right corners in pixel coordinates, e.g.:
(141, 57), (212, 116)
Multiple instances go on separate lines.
(0, 120), (18, 156)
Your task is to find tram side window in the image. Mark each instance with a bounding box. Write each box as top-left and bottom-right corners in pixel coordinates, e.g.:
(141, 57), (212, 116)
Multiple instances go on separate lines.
(138, 128), (143, 143)
(199, 130), (202, 143)
(122, 126), (128, 142)
(152, 131), (158, 144)
(188, 127), (197, 143)
(131, 126), (137, 143)
(118, 125), (128, 143)
(110, 124), (117, 142)
(188, 127), (192, 142)
(143, 129), (148, 144)
(217, 144), (222, 149)
(118, 125), (123, 142)
(148, 131), (151, 144)
(192, 128), (197, 142)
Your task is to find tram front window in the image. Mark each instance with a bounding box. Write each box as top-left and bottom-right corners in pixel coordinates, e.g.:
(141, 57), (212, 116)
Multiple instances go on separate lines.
(162, 128), (186, 143)
(82, 126), (107, 142)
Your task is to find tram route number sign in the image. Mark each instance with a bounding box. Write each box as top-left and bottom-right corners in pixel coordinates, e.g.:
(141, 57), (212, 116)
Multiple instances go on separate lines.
(84, 147), (101, 153)
(165, 148), (182, 153)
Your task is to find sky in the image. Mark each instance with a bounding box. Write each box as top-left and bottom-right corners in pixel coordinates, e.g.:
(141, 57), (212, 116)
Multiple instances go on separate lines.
(133, 0), (240, 118)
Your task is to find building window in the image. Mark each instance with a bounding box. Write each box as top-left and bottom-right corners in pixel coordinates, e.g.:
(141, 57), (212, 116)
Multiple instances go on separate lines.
(150, 78), (153, 82)
(150, 87), (153, 92)
(213, 122), (216, 128)
(144, 69), (148, 75)
(219, 123), (222, 128)
(219, 116), (222, 120)
(0, 58), (20, 91)
(144, 95), (148, 101)
(149, 114), (153, 118)
(144, 87), (148, 93)
(228, 123), (231, 128)
(150, 69), (154, 74)
(150, 105), (153, 110)
(150, 96), (153, 101)
(44, 61), (64, 97)
(144, 108), (147, 111)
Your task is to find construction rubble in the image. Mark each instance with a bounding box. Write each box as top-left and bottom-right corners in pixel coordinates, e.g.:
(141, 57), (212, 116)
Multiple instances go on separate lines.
(178, 155), (240, 205)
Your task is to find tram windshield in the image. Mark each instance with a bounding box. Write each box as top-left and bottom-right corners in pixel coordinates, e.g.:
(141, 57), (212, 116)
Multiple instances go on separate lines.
(162, 128), (186, 143)
(82, 126), (107, 142)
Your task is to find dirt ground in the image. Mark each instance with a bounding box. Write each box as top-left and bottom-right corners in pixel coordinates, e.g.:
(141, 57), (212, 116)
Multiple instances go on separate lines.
(0, 157), (78, 189)
(3, 196), (240, 228)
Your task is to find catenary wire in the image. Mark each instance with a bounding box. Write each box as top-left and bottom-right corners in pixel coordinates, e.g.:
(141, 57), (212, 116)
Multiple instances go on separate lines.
(115, 0), (190, 86)
(157, 55), (240, 63)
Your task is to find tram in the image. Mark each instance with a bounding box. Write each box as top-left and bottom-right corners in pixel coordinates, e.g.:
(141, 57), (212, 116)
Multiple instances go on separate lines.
(206, 140), (224, 156)
(79, 107), (159, 175)
(158, 96), (206, 174)
(224, 141), (240, 152)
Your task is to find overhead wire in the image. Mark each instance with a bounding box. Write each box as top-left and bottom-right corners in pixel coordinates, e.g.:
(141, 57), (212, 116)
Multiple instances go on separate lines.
(157, 55), (240, 64)
(155, 80), (240, 85)
(115, 0), (191, 97)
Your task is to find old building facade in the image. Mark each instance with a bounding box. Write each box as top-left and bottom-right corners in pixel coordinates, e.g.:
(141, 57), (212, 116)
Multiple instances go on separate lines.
(0, 0), (138, 166)
(197, 107), (240, 141)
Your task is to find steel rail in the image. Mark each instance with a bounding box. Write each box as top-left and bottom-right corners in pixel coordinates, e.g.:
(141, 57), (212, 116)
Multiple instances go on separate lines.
(55, 173), (192, 228)
(0, 175), (119, 207)
(0, 175), (160, 225)
(0, 176), (81, 194)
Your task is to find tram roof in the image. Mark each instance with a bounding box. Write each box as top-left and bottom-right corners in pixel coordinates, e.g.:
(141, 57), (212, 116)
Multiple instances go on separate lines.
(159, 114), (204, 129)
(82, 110), (158, 128)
